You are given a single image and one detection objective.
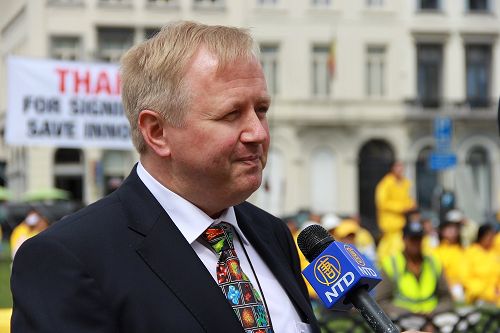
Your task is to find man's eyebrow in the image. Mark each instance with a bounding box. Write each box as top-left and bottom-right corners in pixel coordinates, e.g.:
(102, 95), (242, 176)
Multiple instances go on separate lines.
(257, 96), (272, 105)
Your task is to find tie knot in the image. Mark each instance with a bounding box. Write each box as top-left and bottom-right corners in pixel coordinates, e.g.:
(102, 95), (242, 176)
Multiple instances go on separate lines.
(202, 222), (234, 254)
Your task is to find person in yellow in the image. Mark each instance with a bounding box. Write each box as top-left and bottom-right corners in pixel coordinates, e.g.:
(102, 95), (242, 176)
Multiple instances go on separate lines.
(433, 212), (467, 302)
(421, 215), (439, 255)
(462, 224), (500, 306)
(376, 221), (453, 318)
(10, 208), (49, 258)
(334, 218), (376, 263)
(375, 161), (416, 261)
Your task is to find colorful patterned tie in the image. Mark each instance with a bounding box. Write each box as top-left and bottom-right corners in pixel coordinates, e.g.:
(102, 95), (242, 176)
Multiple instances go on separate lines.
(202, 222), (274, 333)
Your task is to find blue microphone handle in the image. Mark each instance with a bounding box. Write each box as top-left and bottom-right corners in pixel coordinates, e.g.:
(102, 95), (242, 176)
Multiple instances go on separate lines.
(347, 287), (400, 333)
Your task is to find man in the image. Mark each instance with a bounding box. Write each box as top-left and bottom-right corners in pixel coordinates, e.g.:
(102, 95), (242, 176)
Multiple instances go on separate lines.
(377, 220), (453, 318)
(11, 21), (319, 333)
(375, 160), (417, 260)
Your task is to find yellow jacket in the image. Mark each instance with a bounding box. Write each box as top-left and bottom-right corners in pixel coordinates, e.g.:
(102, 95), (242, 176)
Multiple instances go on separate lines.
(494, 232), (500, 256)
(462, 243), (500, 306)
(375, 174), (415, 234)
(380, 252), (443, 314)
(433, 241), (466, 287)
(10, 223), (40, 258)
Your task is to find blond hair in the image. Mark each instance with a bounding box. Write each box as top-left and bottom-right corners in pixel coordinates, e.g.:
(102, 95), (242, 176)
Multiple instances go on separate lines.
(121, 21), (258, 153)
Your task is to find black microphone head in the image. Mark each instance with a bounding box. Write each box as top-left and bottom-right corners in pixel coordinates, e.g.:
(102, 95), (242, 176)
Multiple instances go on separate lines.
(297, 224), (334, 263)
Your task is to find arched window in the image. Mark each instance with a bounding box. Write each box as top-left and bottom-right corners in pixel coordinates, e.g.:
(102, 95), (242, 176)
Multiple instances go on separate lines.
(464, 146), (492, 221)
(416, 146), (438, 210)
(54, 148), (84, 201)
(310, 148), (337, 214)
(55, 148), (81, 163)
(256, 148), (285, 216)
(358, 139), (394, 234)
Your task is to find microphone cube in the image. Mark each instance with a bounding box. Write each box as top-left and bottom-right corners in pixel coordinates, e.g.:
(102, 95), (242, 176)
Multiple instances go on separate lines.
(301, 242), (381, 311)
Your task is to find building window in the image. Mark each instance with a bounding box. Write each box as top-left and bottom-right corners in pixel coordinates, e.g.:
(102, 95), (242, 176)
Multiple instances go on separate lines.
(260, 44), (280, 95)
(366, 0), (383, 7)
(98, 0), (132, 5)
(257, 0), (278, 5)
(417, 44), (442, 108)
(54, 148), (84, 201)
(467, 0), (489, 12)
(312, 0), (330, 5)
(310, 148), (337, 214)
(416, 146), (438, 210)
(147, 0), (177, 4)
(312, 46), (330, 97)
(464, 146), (492, 221)
(193, 0), (225, 8)
(96, 27), (134, 62)
(366, 46), (385, 97)
(145, 28), (161, 40)
(419, 0), (440, 10)
(47, 0), (83, 5)
(256, 148), (285, 216)
(466, 44), (491, 108)
(50, 36), (82, 61)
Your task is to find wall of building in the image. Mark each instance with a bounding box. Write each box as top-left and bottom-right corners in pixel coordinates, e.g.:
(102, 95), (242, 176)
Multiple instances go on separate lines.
(0, 0), (498, 226)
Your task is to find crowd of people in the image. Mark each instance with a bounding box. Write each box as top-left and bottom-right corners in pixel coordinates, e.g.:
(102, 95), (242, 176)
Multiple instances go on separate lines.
(286, 161), (500, 324)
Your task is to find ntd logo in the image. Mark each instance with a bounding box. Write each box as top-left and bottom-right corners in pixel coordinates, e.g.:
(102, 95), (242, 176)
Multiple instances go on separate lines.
(344, 245), (365, 266)
(301, 241), (382, 310)
(324, 272), (355, 302)
(314, 255), (341, 286)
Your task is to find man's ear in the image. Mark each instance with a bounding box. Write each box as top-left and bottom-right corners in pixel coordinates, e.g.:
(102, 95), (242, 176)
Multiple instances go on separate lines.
(138, 110), (171, 157)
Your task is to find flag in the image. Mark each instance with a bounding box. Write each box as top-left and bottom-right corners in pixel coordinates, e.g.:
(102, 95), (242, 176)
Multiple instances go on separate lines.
(327, 41), (336, 79)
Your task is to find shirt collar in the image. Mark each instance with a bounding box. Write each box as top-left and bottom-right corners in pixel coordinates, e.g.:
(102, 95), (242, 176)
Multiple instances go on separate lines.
(136, 161), (249, 245)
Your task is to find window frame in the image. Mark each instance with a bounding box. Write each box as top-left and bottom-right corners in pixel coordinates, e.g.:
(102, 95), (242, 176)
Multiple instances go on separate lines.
(311, 45), (331, 98)
(365, 45), (386, 98)
(416, 43), (443, 108)
(259, 44), (280, 95)
(465, 43), (492, 108)
(50, 36), (83, 61)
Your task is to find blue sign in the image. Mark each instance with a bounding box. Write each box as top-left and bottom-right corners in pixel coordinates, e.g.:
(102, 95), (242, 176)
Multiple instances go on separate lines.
(434, 117), (452, 140)
(429, 152), (457, 170)
(434, 117), (453, 152)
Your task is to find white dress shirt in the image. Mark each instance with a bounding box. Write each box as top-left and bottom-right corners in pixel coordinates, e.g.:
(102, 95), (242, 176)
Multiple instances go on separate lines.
(137, 162), (310, 333)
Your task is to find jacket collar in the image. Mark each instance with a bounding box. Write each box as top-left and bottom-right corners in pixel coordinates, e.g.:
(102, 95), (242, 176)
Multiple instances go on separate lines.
(117, 165), (244, 332)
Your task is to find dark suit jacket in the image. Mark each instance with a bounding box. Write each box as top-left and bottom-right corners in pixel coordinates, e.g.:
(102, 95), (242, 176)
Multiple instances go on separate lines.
(11, 166), (320, 333)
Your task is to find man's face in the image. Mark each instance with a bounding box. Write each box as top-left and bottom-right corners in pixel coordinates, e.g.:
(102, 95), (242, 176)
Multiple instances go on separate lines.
(164, 48), (271, 216)
(404, 236), (423, 257)
(392, 161), (404, 179)
(441, 224), (460, 243)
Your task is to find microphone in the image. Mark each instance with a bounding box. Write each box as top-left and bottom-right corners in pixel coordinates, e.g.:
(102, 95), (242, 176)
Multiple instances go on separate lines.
(297, 224), (400, 333)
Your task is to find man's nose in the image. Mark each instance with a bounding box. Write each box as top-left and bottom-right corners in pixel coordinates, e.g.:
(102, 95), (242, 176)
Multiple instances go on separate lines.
(240, 111), (268, 143)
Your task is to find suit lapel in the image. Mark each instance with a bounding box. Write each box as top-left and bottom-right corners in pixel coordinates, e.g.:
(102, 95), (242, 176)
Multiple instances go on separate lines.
(117, 168), (243, 332)
(235, 207), (314, 323)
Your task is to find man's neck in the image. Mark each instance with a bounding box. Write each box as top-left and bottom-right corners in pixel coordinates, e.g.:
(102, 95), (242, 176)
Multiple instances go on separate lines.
(404, 251), (423, 277)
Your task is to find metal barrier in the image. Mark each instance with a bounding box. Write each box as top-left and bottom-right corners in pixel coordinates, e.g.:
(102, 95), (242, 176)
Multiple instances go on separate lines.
(317, 307), (500, 333)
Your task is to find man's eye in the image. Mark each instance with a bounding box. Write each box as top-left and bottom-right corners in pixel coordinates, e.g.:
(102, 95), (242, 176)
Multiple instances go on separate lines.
(256, 107), (269, 118)
(223, 110), (240, 121)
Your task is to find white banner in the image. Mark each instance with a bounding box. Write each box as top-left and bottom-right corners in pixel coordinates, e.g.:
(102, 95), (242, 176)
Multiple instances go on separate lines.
(6, 56), (133, 149)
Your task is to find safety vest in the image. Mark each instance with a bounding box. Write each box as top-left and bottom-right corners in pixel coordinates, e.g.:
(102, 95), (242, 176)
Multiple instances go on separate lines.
(382, 252), (441, 314)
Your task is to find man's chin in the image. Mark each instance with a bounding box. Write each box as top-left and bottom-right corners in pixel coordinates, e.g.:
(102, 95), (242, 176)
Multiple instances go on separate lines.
(231, 178), (262, 201)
